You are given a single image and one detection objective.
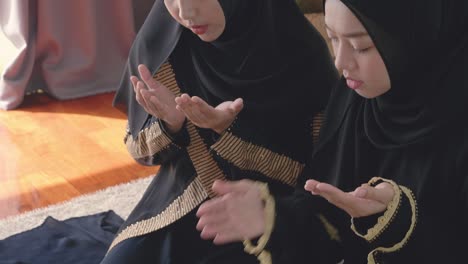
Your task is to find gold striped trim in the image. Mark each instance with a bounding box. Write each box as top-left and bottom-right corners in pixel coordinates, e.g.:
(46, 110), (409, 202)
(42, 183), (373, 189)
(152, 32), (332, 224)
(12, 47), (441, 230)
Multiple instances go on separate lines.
(108, 62), (226, 251)
(318, 214), (341, 242)
(107, 178), (208, 251)
(124, 62), (182, 159)
(351, 177), (402, 242)
(125, 121), (173, 159)
(312, 111), (324, 145)
(154, 62), (226, 197)
(211, 132), (304, 186)
(185, 121), (226, 197)
(367, 186), (418, 264)
(154, 62), (182, 96)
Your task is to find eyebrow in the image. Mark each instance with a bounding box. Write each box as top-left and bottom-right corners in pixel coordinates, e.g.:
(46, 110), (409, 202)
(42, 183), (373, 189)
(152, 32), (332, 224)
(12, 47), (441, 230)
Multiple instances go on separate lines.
(325, 23), (369, 38)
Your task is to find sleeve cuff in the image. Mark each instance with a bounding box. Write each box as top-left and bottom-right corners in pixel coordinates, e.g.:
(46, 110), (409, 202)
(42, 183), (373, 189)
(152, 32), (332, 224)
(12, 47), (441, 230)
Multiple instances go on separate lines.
(126, 118), (187, 162)
(243, 182), (275, 264)
(351, 177), (402, 242)
(351, 177), (418, 262)
(158, 118), (190, 147)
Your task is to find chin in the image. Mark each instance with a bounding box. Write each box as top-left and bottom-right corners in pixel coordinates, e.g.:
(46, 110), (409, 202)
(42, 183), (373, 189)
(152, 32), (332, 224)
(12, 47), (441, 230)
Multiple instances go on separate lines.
(355, 90), (377, 99)
(198, 35), (215, 42)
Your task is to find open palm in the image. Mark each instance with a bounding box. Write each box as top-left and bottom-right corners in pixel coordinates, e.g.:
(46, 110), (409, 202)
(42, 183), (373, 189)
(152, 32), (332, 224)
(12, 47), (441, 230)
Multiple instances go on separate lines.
(175, 94), (243, 134)
(305, 179), (395, 218)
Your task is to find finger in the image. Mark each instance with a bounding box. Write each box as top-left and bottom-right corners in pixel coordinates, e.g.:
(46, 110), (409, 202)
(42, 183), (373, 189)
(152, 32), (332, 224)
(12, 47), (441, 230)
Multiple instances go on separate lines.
(229, 98), (244, 114)
(196, 198), (225, 217)
(352, 184), (369, 199)
(176, 94), (196, 118)
(200, 222), (238, 242)
(130, 76), (139, 92)
(135, 85), (144, 105)
(147, 94), (164, 116)
(138, 64), (161, 91)
(191, 96), (208, 106)
(211, 180), (255, 196)
(174, 96), (183, 106)
(137, 81), (149, 98)
(304, 179), (321, 195)
(180, 97), (206, 124)
(177, 105), (193, 121)
(200, 225), (219, 240)
(175, 94), (191, 105)
(354, 183), (394, 204)
(314, 182), (350, 207)
(196, 212), (229, 231)
(174, 96), (185, 113)
(213, 230), (242, 245)
(316, 183), (387, 217)
(191, 96), (213, 112)
(135, 82), (149, 109)
(191, 96), (214, 119)
(196, 200), (228, 228)
(178, 103), (197, 122)
(138, 64), (152, 83)
(138, 84), (156, 109)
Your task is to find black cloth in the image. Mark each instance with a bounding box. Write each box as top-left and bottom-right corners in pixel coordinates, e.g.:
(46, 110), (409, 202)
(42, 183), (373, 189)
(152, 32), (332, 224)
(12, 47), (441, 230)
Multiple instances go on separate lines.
(267, 0), (468, 263)
(0, 211), (123, 264)
(100, 209), (258, 264)
(106, 0), (337, 263)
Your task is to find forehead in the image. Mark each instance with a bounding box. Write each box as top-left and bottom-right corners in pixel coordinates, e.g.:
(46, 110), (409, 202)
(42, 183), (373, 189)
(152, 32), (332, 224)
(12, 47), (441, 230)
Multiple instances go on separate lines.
(324, 0), (367, 35)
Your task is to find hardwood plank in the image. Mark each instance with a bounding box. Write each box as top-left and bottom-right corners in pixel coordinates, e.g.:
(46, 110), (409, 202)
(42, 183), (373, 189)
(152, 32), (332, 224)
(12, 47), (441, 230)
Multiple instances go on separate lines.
(0, 92), (157, 219)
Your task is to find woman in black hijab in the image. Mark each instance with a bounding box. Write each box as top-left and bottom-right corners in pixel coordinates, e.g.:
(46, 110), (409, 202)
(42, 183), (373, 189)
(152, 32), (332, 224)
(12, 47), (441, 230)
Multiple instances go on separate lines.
(102, 0), (337, 263)
(196, 0), (468, 263)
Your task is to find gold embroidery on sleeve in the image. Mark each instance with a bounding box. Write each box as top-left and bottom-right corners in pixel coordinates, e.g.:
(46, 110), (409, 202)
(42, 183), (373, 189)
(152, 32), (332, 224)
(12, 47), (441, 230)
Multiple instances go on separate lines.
(243, 183), (275, 264)
(318, 214), (341, 242)
(211, 132), (304, 186)
(156, 62), (226, 197)
(350, 177), (402, 242)
(107, 178), (208, 251)
(125, 121), (173, 159)
(367, 186), (418, 264)
(257, 250), (273, 264)
(312, 111), (324, 145)
(108, 62), (226, 251)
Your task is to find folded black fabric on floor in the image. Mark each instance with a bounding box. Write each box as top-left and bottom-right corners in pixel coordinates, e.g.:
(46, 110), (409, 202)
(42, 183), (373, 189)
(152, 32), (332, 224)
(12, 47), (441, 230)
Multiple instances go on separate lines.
(0, 210), (123, 264)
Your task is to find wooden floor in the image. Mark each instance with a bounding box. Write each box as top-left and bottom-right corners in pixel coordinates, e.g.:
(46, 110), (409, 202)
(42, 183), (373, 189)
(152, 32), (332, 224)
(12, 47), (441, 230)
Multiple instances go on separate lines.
(0, 92), (157, 219)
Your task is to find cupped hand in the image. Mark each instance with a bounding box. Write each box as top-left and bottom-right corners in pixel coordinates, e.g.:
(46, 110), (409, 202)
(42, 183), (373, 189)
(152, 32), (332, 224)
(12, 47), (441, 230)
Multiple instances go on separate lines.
(132, 64), (185, 133)
(175, 94), (243, 134)
(304, 179), (395, 218)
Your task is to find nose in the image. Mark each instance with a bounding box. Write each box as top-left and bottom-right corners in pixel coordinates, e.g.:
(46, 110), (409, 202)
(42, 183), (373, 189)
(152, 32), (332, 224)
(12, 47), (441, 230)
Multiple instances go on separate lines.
(178, 0), (196, 21)
(334, 43), (356, 73)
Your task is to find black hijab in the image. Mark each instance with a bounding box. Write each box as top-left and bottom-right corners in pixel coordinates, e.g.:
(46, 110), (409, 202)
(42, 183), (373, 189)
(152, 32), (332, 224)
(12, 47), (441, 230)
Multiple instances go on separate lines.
(113, 0), (337, 151)
(317, 0), (468, 150)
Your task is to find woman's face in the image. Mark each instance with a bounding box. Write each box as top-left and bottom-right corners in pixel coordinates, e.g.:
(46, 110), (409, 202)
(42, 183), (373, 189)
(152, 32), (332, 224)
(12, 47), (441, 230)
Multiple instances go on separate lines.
(325, 0), (391, 99)
(164, 0), (226, 42)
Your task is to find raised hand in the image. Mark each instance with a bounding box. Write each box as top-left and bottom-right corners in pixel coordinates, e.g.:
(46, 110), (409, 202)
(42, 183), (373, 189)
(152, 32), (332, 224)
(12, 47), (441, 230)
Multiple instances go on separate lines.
(132, 64), (185, 133)
(304, 179), (395, 218)
(175, 94), (243, 134)
(196, 180), (265, 245)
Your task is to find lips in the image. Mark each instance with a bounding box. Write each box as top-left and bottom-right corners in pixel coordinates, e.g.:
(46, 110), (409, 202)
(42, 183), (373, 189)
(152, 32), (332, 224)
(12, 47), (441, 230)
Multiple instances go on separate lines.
(190, 25), (208, 35)
(346, 78), (363, 90)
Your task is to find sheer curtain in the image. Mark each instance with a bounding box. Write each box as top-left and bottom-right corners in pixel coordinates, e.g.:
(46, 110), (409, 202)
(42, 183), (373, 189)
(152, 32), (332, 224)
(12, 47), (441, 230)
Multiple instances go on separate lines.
(0, 0), (153, 110)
